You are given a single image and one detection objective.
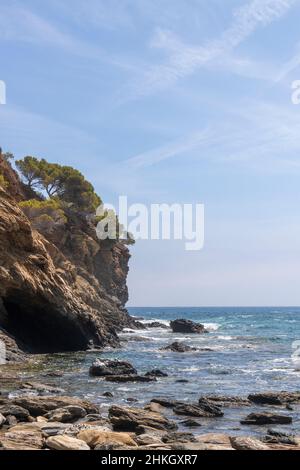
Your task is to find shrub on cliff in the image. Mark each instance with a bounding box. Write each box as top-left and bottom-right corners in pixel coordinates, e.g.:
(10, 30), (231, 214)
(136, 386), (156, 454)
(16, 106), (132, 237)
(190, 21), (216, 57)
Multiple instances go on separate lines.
(19, 199), (67, 235)
(0, 173), (8, 189)
(16, 157), (101, 214)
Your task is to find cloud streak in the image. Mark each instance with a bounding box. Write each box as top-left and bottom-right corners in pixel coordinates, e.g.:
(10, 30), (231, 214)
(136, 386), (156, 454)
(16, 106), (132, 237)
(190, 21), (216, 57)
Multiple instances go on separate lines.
(132, 0), (297, 97)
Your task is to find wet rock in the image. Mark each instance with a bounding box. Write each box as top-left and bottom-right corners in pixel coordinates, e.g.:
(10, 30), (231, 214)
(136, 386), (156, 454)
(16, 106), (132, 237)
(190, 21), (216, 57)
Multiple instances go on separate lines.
(12, 396), (99, 417)
(162, 432), (197, 444)
(176, 379), (189, 383)
(109, 405), (178, 432)
(174, 402), (223, 418)
(241, 412), (293, 425)
(0, 402), (30, 421)
(198, 398), (224, 417)
(45, 405), (87, 423)
(89, 359), (137, 377)
(196, 433), (232, 449)
(170, 319), (207, 334)
(20, 381), (64, 395)
(103, 392), (114, 398)
(79, 414), (106, 423)
(151, 398), (183, 408)
(161, 342), (197, 353)
(126, 398), (138, 403)
(200, 395), (250, 407)
(77, 429), (137, 449)
(230, 437), (270, 451)
(144, 322), (169, 329)
(248, 391), (300, 405)
(46, 435), (90, 451)
(180, 419), (201, 428)
(145, 370), (168, 377)
(134, 434), (163, 446)
(0, 430), (44, 450)
(263, 428), (298, 446)
(40, 422), (71, 437)
(105, 375), (157, 383)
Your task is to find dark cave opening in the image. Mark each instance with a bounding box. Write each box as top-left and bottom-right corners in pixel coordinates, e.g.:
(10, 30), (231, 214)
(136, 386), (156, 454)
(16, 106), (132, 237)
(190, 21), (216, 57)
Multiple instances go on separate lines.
(1, 293), (89, 353)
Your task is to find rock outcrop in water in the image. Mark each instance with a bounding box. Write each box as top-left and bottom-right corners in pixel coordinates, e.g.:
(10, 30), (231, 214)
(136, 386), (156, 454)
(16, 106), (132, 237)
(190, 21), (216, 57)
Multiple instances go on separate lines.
(0, 151), (138, 355)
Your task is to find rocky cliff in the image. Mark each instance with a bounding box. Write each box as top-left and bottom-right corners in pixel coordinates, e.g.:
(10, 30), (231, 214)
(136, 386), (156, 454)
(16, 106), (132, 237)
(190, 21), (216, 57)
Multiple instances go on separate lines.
(0, 152), (138, 358)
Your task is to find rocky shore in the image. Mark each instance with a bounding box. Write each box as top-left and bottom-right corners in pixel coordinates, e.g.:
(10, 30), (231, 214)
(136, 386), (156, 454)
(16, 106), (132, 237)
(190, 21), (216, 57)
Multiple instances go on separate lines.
(1, 352), (300, 451)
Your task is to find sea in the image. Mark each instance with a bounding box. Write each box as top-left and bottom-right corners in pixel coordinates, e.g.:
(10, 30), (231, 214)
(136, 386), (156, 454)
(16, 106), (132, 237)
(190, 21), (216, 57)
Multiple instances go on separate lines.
(5, 307), (300, 437)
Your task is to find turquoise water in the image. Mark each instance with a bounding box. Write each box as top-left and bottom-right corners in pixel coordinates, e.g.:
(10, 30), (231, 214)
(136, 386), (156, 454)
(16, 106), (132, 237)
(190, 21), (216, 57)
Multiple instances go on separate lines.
(8, 307), (300, 436)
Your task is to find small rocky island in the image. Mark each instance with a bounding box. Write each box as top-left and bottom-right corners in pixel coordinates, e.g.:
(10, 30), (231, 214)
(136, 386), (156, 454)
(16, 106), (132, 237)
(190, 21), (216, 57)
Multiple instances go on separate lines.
(1, 150), (300, 451)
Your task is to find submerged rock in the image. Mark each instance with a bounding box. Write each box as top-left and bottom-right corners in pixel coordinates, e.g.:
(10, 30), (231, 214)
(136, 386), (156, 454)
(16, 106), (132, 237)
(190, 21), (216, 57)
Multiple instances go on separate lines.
(161, 342), (197, 353)
(105, 375), (157, 383)
(20, 381), (64, 395)
(109, 405), (178, 432)
(145, 370), (168, 377)
(144, 322), (169, 329)
(200, 394), (250, 407)
(170, 319), (207, 334)
(241, 412), (293, 425)
(174, 402), (223, 418)
(248, 391), (300, 405)
(89, 359), (137, 377)
(180, 419), (201, 428)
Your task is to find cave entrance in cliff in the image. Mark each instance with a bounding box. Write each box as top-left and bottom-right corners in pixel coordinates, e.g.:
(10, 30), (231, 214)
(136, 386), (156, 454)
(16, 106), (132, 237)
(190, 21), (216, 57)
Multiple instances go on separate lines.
(1, 292), (89, 353)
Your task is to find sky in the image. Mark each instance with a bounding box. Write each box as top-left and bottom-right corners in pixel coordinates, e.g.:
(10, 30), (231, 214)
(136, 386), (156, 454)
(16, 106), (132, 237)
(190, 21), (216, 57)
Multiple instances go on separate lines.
(1, 0), (300, 306)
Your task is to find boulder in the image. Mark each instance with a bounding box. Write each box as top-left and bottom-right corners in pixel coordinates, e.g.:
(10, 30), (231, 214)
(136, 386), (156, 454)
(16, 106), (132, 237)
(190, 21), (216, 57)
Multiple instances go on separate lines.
(161, 342), (197, 353)
(174, 403), (223, 418)
(170, 319), (207, 334)
(46, 435), (90, 451)
(20, 381), (64, 395)
(162, 432), (197, 444)
(89, 359), (137, 377)
(145, 370), (168, 377)
(0, 430), (44, 450)
(230, 437), (270, 451)
(248, 391), (300, 406)
(105, 375), (156, 383)
(0, 402), (30, 421)
(200, 395), (250, 407)
(12, 396), (98, 416)
(0, 413), (5, 426)
(77, 429), (137, 449)
(197, 433), (232, 449)
(180, 419), (201, 428)
(109, 405), (177, 432)
(45, 405), (87, 423)
(241, 412), (293, 425)
(103, 392), (114, 398)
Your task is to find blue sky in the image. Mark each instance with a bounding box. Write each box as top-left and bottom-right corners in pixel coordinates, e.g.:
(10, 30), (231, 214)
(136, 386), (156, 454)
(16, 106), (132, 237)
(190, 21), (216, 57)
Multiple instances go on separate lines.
(1, 0), (300, 306)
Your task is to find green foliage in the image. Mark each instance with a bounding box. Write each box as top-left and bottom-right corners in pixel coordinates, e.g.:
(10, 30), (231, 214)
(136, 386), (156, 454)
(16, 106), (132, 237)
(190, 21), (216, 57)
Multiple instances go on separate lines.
(16, 157), (101, 214)
(2, 152), (14, 161)
(19, 199), (67, 235)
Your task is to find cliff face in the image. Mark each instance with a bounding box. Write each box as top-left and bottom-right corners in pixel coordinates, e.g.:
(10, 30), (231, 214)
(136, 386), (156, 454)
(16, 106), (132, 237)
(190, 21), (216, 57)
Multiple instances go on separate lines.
(0, 154), (137, 357)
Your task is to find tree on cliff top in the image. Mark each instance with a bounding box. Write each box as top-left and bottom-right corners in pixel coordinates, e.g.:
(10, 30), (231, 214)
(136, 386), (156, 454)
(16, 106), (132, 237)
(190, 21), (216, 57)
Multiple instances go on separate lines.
(16, 156), (101, 213)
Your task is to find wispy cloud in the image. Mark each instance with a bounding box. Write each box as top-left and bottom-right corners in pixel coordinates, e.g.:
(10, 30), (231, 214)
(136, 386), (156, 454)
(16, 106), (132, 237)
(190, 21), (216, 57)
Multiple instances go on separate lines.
(126, 129), (211, 169)
(131, 0), (297, 98)
(0, 4), (102, 59)
(275, 42), (300, 81)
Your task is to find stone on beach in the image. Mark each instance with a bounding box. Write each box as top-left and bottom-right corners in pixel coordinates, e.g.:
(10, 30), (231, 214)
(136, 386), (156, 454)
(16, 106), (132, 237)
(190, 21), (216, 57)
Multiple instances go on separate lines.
(174, 402), (223, 418)
(77, 429), (137, 448)
(109, 405), (178, 432)
(45, 405), (87, 423)
(46, 435), (90, 451)
(0, 401), (31, 422)
(230, 437), (270, 451)
(89, 359), (137, 377)
(105, 375), (157, 383)
(0, 429), (44, 450)
(11, 396), (99, 417)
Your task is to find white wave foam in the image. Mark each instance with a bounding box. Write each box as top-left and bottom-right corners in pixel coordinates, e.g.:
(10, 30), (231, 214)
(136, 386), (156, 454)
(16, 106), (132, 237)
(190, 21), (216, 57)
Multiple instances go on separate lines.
(203, 322), (220, 331)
